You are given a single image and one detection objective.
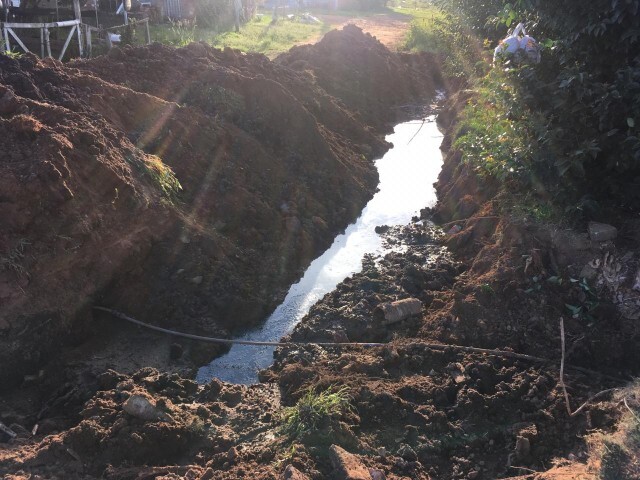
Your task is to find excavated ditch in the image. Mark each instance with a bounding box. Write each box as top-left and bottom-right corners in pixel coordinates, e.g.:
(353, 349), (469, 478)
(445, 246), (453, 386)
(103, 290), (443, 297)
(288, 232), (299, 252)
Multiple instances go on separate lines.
(198, 114), (444, 385)
(0, 25), (439, 389)
(2, 23), (637, 480)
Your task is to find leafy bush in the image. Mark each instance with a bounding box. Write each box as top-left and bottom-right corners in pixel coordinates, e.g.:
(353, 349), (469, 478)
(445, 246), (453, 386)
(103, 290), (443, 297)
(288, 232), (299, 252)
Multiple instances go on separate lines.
(436, 0), (640, 211)
(402, 6), (489, 79)
(195, 0), (237, 30)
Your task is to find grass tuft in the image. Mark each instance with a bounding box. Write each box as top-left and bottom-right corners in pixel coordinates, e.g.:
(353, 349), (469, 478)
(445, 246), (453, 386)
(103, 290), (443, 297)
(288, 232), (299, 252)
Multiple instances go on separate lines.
(587, 383), (640, 479)
(279, 385), (353, 439)
(150, 14), (328, 58)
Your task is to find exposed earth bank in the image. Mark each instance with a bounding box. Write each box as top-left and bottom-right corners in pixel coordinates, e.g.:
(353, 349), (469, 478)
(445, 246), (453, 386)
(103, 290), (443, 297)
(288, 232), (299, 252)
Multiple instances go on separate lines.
(2, 27), (639, 480)
(0, 25), (438, 388)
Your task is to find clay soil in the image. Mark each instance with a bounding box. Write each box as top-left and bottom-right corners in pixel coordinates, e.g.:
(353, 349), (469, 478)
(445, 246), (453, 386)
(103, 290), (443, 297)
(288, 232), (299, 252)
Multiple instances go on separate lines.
(1, 23), (638, 480)
(298, 10), (414, 51)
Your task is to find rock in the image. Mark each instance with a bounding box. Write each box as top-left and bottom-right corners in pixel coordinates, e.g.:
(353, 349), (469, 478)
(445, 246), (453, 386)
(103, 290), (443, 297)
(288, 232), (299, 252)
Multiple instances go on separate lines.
(329, 445), (371, 480)
(286, 216), (302, 233)
(282, 465), (310, 480)
(373, 298), (422, 326)
(0, 421), (17, 443)
(191, 276), (203, 285)
(227, 446), (238, 462)
(515, 435), (530, 461)
(588, 222), (617, 242)
(579, 263), (598, 281)
(199, 468), (215, 480)
(122, 394), (171, 422)
(397, 444), (418, 461)
(0, 90), (20, 115)
(169, 343), (184, 360)
(369, 468), (386, 480)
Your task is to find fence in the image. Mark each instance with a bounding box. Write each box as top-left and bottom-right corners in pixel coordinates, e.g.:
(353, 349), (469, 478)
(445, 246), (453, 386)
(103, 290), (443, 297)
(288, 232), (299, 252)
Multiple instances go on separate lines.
(2, 17), (151, 59)
(2, 19), (83, 60)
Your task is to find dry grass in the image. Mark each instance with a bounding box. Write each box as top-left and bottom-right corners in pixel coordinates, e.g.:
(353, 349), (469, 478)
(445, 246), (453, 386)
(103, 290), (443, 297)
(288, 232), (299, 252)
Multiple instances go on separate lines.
(587, 382), (640, 479)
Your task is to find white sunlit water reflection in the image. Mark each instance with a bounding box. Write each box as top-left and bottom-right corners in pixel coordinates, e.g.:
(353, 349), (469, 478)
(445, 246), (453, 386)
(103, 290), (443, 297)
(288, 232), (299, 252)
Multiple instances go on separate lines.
(196, 116), (444, 384)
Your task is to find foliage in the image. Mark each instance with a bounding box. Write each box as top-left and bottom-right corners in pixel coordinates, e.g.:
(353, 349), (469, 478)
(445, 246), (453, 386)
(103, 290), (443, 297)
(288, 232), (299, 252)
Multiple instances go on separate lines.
(168, 19), (197, 46)
(399, 5), (488, 78)
(143, 155), (183, 203)
(195, 0), (237, 30)
(209, 15), (327, 57)
(565, 277), (600, 325)
(121, 20), (136, 46)
(453, 68), (548, 185)
(1, 39), (24, 59)
(434, 0), (640, 212)
(279, 386), (353, 439)
(125, 154), (182, 203)
(150, 14), (326, 57)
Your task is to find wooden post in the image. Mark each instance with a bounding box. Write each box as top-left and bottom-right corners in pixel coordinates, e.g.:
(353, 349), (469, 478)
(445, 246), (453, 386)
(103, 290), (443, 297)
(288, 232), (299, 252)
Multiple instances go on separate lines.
(44, 27), (52, 57)
(3, 26), (10, 52)
(233, 0), (241, 32)
(144, 17), (150, 44)
(76, 21), (83, 56)
(72, 0), (84, 56)
(86, 25), (91, 56)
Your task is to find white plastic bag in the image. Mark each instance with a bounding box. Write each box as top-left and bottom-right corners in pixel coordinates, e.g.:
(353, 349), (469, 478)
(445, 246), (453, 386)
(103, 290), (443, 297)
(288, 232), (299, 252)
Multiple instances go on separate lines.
(494, 23), (541, 64)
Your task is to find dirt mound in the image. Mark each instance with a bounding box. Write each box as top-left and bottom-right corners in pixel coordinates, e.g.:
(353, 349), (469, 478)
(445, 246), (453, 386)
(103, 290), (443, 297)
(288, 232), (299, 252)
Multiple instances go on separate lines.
(276, 25), (442, 131)
(0, 53), (174, 387)
(2, 32), (434, 387)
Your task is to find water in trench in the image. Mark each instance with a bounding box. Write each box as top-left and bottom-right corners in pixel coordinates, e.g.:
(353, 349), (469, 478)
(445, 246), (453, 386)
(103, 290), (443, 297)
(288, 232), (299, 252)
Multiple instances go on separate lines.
(196, 116), (444, 385)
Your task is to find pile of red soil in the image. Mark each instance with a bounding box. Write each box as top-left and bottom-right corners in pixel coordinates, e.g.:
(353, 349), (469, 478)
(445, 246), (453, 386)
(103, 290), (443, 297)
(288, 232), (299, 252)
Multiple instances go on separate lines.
(276, 25), (441, 131)
(1, 26), (437, 388)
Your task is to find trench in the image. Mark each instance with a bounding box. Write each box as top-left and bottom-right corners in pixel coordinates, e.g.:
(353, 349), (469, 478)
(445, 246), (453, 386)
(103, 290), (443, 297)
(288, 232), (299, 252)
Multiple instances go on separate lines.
(196, 116), (444, 385)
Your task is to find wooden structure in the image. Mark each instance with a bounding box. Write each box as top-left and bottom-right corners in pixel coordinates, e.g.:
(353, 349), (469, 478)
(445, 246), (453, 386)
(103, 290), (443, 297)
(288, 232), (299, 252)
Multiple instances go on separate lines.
(2, 0), (151, 59)
(2, 18), (83, 59)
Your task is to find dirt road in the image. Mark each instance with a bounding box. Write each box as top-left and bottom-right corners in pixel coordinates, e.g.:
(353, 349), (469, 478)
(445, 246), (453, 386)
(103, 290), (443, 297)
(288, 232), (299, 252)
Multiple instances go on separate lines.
(301, 10), (414, 50)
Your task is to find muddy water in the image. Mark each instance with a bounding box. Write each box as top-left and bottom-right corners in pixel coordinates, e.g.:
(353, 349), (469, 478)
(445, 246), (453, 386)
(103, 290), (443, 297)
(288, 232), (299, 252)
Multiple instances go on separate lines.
(197, 117), (443, 384)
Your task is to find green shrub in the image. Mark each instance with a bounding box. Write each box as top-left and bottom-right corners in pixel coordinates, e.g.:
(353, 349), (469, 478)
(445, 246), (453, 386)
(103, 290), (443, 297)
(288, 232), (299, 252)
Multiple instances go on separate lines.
(195, 0), (237, 30)
(436, 0), (640, 210)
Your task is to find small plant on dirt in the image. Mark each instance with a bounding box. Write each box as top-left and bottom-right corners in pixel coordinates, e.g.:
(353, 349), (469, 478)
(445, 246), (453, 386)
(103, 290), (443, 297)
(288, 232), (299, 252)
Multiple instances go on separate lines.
(565, 277), (600, 325)
(168, 19), (197, 46)
(121, 19), (138, 46)
(272, 443), (299, 470)
(125, 154), (182, 204)
(1, 40), (24, 59)
(479, 283), (495, 295)
(279, 385), (353, 439)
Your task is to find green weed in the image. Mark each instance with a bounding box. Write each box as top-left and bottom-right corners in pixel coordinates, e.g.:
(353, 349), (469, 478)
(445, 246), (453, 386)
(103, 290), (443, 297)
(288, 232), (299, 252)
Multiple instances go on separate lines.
(150, 14), (326, 57)
(279, 386), (353, 439)
(126, 154), (182, 204)
(168, 19), (197, 47)
(397, 4), (488, 78)
(479, 283), (495, 295)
